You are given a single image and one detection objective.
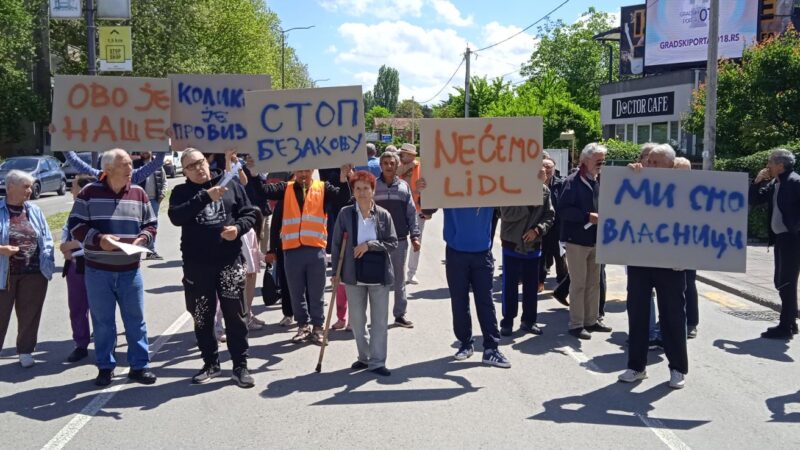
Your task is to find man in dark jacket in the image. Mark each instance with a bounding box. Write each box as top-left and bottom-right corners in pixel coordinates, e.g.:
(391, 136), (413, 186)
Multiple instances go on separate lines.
(134, 151), (167, 260)
(539, 157), (567, 293)
(558, 143), (611, 340)
(168, 149), (258, 388)
(750, 148), (800, 339)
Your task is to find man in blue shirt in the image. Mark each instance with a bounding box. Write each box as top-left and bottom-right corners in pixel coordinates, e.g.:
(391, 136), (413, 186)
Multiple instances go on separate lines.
(354, 143), (382, 178)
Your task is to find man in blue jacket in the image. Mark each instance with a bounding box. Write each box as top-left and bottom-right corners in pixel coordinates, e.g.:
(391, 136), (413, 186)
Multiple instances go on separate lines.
(750, 148), (800, 339)
(557, 143), (611, 341)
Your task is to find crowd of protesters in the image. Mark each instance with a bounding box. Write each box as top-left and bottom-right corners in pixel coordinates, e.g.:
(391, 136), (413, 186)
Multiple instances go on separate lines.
(0, 140), (797, 392)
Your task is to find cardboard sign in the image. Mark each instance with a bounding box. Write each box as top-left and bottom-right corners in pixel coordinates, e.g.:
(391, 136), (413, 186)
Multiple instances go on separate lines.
(169, 74), (271, 153)
(596, 166), (748, 272)
(419, 117), (544, 209)
(244, 85), (366, 172)
(51, 75), (171, 152)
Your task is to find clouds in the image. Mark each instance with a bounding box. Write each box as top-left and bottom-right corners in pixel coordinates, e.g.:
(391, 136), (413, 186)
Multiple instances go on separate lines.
(320, 0), (473, 27)
(335, 18), (535, 103)
(431, 0), (473, 27)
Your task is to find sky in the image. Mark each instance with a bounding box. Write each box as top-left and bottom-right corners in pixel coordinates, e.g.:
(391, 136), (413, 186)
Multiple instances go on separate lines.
(266, 0), (634, 104)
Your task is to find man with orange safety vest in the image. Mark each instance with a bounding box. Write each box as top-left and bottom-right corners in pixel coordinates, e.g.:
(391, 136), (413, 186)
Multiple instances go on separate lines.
(398, 143), (432, 286)
(261, 166), (353, 345)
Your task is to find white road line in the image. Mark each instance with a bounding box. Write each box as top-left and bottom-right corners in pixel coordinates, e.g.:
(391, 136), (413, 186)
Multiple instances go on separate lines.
(42, 312), (192, 450)
(636, 414), (692, 450)
(558, 345), (603, 374)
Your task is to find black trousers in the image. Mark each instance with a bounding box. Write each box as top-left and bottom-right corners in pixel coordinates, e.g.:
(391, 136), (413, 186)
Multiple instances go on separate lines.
(501, 252), (540, 328)
(627, 266), (688, 374)
(275, 249), (294, 318)
(539, 233), (568, 283)
(685, 270), (699, 328)
(183, 261), (249, 368)
(774, 233), (800, 329)
(446, 247), (500, 350)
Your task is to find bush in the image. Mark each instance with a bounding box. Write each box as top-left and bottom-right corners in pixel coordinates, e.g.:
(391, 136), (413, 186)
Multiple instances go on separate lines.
(715, 141), (800, 176)
(748, 205), (770, 242)
(601, 138), (640, 163)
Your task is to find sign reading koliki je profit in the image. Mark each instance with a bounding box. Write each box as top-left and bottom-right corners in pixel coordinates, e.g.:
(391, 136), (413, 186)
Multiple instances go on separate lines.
(51, 75), (171, 152)
(419, 117), (544, 209)
(244, 85), (366, 173)
(169, 74), (271, 154)
(596, 166), (748, 272)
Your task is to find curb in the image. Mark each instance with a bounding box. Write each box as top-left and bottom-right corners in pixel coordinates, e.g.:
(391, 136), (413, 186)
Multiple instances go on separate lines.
(695, 273), (797, 317)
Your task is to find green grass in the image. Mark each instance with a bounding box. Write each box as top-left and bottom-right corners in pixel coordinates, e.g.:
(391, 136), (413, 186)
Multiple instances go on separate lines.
(47, 211), (70, 244)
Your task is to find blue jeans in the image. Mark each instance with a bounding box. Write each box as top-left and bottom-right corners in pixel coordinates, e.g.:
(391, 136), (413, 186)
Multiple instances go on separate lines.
(149, 199), (160, 252)
(85, 267), (150, 370)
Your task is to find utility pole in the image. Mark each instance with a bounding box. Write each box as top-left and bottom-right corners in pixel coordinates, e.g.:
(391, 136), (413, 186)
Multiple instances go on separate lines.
(87, 0), (97, 75)
(464, 46), (471, 118)
(279, 25), (315, 89)
(411, 96), (416, 145)
(33, 1), (51, 154)
(702, 0), (720, 170)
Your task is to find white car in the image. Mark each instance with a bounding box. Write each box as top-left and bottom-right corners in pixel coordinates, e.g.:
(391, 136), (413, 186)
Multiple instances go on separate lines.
(163, 150), (184, 178)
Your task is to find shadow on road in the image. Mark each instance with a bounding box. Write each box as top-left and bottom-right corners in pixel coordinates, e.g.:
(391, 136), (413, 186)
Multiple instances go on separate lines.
(712, 337), (794, 363)
(261, 356), (482, 405)
(530, 381), (711, 430)
(766, 390), (800, 423)
(408, 287), (450, 300)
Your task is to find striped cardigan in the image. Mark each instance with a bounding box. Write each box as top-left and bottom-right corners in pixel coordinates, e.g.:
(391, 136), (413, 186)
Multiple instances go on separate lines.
(67, 179), (157, 272)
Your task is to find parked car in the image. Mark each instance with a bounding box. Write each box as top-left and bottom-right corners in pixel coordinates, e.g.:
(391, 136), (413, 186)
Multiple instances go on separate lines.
(0, 156), (67, 199)
(60, 151), (94, 186)
(163, 150), (184, 178)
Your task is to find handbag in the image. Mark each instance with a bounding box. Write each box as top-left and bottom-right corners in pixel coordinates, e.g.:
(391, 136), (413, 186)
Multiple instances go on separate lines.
(351, 207), (386, 284)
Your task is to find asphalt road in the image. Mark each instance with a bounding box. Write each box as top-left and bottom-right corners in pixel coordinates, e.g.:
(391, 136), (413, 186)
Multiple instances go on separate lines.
(0, 209), (798, 449)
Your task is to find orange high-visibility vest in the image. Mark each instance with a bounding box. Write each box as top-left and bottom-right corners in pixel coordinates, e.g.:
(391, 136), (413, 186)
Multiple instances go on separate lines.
(401, 161), (422, 213)
(281, 180), (328, 250)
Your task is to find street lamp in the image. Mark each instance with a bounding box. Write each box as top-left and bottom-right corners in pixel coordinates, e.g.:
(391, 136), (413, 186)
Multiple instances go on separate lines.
(280, 25), (315, 89)
(312, 78), (330, 87)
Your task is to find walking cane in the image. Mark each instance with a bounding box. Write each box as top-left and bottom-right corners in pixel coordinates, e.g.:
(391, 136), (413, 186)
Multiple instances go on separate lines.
(316, 233), (348, 373)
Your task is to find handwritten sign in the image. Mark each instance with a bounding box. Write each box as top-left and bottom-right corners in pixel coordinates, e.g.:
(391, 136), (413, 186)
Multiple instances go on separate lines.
(596, 166), (748, 272)
(169, 74), (271, 153)
(419, 117), (544, 208)
(244, 85), (366, 172)
(51, 75), (170, 152)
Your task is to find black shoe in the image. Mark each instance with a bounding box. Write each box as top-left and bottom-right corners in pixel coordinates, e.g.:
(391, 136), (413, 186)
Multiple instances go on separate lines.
(191, 362), (221, 384)
(67, 347), (88, 363)
(648, 338), (663, 350)
(568, 328), (591, 340)
(351, 361), (368, 370)
(500, 325), (513, 337)
(150, 252), (164, 260)
(394, 316), (414, 328)
(687, 326), (698, 339)
(791, 323), (798, 335)
(95, 368), (114, 387)
(128, 368), (157, 385)
(762, 327), (793, 340)
(231, 366), (255, 388)
(371, 366), (391, 376)
(552, 289), (569, 306)
(520, 322), (543, 335)
(585, 322), (612, 333)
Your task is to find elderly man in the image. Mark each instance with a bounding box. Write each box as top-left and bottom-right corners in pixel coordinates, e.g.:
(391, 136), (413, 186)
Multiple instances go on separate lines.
(260, 167), (352, 345)
(540, 157), (567, 294)
(67, 149), (157, 387)
(375, 150), (420, 328)
(134, 151), (167, 260)
(354, 143), (382, 178)
(168, 149), (258, 388)
(558, 143), (611, 340)
(750, 148), (800, 339)
(618, 144), (688, 389)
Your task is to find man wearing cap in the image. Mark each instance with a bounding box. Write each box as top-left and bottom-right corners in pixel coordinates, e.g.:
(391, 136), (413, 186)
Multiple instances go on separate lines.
(375, 150), (420, 328)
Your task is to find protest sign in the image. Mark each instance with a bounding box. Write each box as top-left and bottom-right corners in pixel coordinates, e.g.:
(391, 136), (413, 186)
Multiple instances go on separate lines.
(596, 166), (748, 272)
(419, 117), (544, 209)
(244, 85), (366, 172)
(51, 75), (171, 152)
(169, 74), (271, 153)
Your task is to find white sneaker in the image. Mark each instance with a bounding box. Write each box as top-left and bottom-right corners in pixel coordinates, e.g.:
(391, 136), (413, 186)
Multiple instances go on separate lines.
(618, 369), (647, 383)
(278, 316), (294, 327)
(19, 353), (35, 368)
(247, 318), (263, 330)
(406, 275), (419, 285)
(669, 370), (685, 389)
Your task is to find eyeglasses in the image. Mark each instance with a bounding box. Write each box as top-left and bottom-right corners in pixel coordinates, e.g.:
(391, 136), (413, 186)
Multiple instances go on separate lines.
(183, 159), (207, 172)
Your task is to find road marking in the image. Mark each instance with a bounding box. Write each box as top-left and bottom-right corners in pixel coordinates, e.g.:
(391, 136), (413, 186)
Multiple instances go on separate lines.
(557, 345), (602, 374)
(41, 312), (192, 450)
(636, 413), (692, 450)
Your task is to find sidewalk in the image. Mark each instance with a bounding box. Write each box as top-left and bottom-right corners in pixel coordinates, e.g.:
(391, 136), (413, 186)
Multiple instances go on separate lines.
(696, 244), (796, 315)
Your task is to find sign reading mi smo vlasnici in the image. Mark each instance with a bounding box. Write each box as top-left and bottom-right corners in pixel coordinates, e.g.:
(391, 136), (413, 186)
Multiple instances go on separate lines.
(611, 92), (675, 120)
(596, 167), (748, 273)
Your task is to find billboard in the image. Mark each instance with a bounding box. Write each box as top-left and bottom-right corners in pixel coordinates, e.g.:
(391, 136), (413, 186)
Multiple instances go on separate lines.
(620, 4), (646, 76)
(760, 0), (800, 41)
(644, 0), (759, 69)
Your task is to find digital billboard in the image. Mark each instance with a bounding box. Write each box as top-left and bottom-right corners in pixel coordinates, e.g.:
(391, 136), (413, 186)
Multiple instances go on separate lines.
(620, 4), (647, 76)
(644, 0), (759, 69)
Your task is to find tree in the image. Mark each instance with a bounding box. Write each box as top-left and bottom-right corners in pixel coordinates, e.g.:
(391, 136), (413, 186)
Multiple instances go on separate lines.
(365, 106), (391, 131)
(373, 65), (399, 112)
(363, 90), (375, 112)
(683, 30), (800, 158)
(521, 8), (618, 111)
(0, 0), (47, 142)
(395, 98), (423, 118)
(432, 76), (511, 118)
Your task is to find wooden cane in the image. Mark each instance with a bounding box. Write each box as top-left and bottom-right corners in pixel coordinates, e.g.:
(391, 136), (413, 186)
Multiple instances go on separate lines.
(316, 233), (348, 373)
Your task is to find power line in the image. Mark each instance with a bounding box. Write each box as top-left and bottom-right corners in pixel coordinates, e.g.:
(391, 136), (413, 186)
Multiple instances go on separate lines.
(419, 55), (466, 104)
(473, 0), (571, 53)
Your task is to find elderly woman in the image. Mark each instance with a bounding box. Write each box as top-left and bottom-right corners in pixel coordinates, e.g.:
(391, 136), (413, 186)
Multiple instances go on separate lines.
(0, 170), (55, 368)
(330, 171), (398, 376)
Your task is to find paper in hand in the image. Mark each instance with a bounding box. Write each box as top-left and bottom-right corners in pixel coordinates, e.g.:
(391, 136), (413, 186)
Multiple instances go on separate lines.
(109, 240), (153, 256)
(218, 161), (242, 187)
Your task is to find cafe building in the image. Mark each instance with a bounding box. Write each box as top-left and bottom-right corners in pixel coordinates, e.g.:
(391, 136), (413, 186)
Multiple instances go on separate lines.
(599, 69), (705, 157)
